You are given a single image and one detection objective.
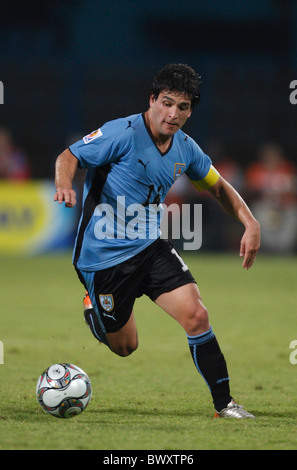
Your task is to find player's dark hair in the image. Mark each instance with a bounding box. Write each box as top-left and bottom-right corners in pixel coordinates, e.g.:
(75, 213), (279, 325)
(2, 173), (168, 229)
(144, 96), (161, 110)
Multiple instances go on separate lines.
(150, 63), (202, 108)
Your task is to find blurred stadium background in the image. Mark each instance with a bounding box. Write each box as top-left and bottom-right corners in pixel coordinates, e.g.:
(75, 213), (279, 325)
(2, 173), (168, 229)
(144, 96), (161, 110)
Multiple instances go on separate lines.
(0, 0), (296, 256)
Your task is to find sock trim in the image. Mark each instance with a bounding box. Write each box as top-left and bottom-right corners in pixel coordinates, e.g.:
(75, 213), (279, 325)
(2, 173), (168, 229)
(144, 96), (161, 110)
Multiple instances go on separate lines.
(186, 326), (214, 346)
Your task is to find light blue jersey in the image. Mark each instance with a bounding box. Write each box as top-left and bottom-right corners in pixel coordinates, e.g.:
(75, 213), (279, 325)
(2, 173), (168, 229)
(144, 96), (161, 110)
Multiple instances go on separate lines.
(69, 113), (212, 271)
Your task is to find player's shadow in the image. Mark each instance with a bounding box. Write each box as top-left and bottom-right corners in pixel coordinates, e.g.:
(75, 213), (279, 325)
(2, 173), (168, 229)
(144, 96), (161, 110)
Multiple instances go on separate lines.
(88, 406), (293, 422)
(87, 406), (200, 424)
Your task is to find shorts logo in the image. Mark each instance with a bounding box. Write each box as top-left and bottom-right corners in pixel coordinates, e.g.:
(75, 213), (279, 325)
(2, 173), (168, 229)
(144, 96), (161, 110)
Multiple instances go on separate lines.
(173, 163), (185, 181)
(83, 128), (103, 144)
(99, 294), (114, 312)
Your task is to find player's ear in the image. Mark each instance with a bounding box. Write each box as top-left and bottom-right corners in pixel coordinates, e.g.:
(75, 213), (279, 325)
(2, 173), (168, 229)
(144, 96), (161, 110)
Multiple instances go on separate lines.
(149, 93), (157, 107)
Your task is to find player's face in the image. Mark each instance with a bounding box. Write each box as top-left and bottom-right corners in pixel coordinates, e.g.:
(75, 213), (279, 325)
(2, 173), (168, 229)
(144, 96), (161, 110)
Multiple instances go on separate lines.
(148, 90), (193, 139)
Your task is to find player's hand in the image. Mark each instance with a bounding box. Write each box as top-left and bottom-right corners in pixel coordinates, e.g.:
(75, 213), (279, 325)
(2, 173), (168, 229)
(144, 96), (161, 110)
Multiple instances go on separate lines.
(54, 188), (77, 208)
(239, 221), (261, 270)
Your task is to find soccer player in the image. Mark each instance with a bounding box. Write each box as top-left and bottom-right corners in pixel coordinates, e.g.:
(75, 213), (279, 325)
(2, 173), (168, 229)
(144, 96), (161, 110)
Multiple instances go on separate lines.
(54, 64), (260, 418)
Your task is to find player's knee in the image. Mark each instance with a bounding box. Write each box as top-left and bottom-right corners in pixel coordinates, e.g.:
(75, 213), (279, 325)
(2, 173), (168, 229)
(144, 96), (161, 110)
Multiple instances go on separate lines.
(183, 300), (209, 336)
(111, 338), (139, 357)
(106, 316), (138, 357)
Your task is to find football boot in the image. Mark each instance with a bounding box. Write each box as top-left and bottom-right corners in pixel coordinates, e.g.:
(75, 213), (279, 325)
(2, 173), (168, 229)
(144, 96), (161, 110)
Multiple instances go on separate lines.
(215, 400), (255, 419)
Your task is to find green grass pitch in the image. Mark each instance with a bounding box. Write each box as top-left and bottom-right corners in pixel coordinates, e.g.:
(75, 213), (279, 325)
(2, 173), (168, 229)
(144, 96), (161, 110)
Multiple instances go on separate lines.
(0, 251), (296, 450)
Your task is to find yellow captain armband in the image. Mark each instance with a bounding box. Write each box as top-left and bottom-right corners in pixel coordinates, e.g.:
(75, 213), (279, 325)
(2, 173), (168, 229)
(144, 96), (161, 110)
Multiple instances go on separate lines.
(191, 165), (220, 191)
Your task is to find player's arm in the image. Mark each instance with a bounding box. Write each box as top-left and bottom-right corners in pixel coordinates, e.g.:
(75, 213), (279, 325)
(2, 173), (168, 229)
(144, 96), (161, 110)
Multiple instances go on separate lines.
(54, 148), (78, 208)
(191, 166), (261, 270)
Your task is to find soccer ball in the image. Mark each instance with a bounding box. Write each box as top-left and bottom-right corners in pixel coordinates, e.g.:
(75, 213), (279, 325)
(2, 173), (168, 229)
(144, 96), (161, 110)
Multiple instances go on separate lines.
(36, 363), (92, 418)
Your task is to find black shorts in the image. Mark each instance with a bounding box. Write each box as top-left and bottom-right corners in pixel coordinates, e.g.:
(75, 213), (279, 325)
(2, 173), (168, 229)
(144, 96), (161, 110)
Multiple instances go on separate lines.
(76, 238), (195, 337)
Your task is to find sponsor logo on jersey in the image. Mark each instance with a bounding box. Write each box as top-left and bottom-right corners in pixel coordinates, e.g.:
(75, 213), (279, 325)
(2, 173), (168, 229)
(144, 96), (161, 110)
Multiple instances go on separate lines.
(83, 128), (103, 144)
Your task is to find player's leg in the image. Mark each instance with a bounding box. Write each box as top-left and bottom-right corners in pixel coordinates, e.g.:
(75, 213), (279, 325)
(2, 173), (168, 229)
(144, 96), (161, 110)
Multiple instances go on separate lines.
(83, 292), (138, 356)
(77, 256), (144, 358)
(154, 282), (210, 336)
(155, 283), (232, 413)
(81, 240), (174, 357)
(106, 311), (138, 357)
(146, 241), (234, 413)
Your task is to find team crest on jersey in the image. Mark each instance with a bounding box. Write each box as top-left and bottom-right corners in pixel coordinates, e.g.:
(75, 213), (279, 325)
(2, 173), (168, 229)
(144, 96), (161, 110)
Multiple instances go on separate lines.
(83, 128), (103, 144)
(174, 163), (186, 181)
(99, 294), (114, 312)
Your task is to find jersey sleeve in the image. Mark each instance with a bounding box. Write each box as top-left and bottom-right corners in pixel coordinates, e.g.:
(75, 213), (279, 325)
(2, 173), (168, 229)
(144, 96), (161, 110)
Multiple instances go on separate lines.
(190, 165), (220, 191)
(185, 138), (220, 191)
(69, 119), (130, 169)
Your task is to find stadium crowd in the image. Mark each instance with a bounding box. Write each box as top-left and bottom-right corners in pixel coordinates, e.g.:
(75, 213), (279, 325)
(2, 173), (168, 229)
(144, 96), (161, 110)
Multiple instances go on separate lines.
(165, 140), (297, 254)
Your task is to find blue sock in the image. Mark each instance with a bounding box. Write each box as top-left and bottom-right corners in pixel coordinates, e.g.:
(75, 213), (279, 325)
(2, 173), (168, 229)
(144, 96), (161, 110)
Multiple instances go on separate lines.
(187, 327), (232, 411)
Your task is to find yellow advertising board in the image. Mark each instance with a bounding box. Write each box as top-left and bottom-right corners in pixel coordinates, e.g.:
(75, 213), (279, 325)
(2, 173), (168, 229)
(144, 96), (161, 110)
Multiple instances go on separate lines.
(0, 181), (78, 255)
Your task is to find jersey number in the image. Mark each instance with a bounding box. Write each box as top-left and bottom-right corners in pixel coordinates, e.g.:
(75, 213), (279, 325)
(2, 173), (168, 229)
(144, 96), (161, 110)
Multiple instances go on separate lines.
(143, 184), (163, 207)
(171, 248), (189, 272)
